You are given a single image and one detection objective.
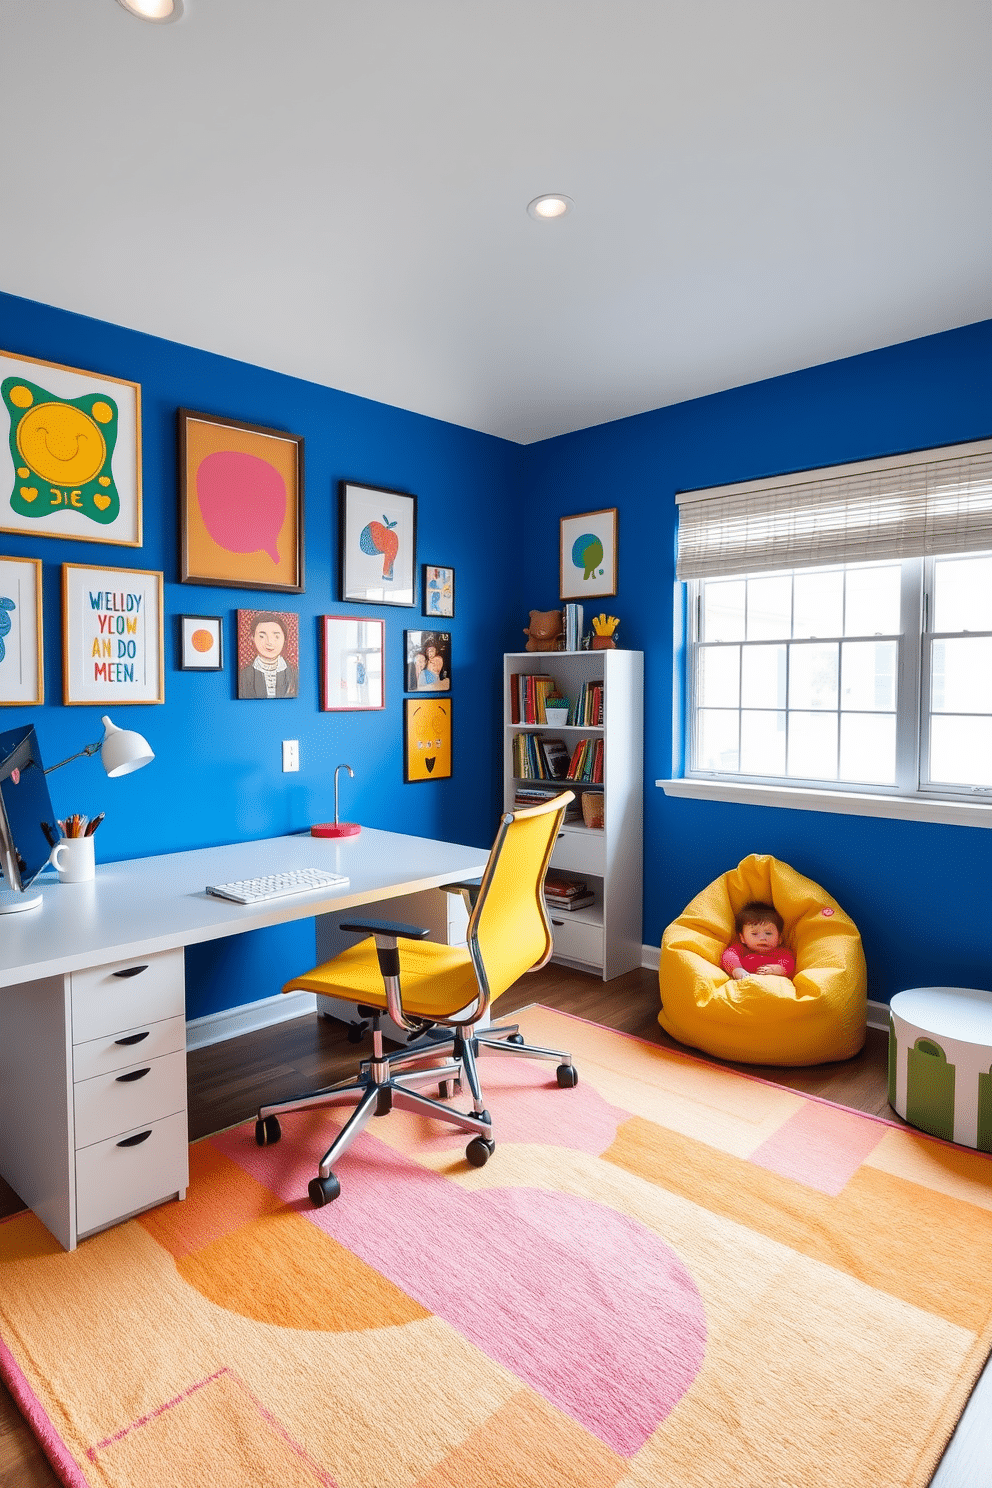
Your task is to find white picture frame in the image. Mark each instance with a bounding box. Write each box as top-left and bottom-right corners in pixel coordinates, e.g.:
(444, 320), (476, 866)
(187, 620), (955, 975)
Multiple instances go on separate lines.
(1, 348), (142, 547)
(0, 554), (44, 704)
(62, 562), (164, 705)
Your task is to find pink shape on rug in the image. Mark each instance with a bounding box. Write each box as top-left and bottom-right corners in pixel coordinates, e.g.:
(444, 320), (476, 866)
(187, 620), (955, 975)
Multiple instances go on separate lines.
(749, 1100), (888, 1195)
(219, 1125), (706, 1457)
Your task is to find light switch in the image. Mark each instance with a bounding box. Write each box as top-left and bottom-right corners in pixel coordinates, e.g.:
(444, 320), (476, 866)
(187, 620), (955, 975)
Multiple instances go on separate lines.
(282, 739), (299, 772)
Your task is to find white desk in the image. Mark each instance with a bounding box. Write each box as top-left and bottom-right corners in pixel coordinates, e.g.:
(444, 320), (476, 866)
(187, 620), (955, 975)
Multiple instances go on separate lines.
(0, 828), (489, 1250)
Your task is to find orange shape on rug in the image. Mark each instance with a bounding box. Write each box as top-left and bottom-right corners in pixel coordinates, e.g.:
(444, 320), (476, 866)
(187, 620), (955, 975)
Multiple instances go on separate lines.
(139, 1140), (286, 1258)
(177, 1209), (430, 1332)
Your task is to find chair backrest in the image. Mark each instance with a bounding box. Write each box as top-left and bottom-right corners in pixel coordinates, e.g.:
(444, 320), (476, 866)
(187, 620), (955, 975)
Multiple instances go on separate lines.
(466, 790), (573, 1005)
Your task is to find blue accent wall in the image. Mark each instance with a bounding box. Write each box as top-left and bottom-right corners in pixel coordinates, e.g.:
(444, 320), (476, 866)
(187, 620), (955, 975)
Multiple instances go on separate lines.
(520, 318), (992, 1007)
(0, 291), (524, 1018)
(6, 284), (992, 1018)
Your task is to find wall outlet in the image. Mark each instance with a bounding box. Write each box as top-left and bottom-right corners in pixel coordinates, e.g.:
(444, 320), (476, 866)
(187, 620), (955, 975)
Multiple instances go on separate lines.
(282, 739), (299, 773)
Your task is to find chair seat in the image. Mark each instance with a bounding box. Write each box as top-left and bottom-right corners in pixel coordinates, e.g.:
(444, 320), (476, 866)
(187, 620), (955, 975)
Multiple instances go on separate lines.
(284, 936), (480, 1020)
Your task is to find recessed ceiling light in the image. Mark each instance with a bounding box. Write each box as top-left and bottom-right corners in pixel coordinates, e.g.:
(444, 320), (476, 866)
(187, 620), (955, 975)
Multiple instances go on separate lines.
(115, 0), (185, 21)
(527, 195), (574, 221)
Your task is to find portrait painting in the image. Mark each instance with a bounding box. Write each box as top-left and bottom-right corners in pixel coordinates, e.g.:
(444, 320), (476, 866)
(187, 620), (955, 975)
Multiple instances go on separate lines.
(236, 608), (299, 699)
(404, 697), (452, 782)
(1, 348), (142, 547)
(404, 629), (450, 692)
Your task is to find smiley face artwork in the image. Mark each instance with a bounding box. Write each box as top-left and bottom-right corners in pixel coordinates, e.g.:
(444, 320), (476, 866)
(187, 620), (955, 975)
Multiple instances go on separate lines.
(3, 376), (121, 527)
(404, 697), (452, 781)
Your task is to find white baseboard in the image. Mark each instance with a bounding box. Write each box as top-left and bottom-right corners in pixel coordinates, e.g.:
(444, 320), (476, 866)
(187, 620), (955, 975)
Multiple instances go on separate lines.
(186, 990), (318, 1051)
(643, 944), (890, 1033)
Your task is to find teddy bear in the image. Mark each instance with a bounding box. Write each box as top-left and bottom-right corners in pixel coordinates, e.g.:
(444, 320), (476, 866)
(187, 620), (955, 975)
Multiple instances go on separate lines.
(523, 609), (564, 652)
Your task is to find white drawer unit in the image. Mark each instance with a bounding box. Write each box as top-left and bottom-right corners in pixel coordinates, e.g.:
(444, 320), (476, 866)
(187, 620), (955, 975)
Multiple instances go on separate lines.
(546, 914), (605, 968)
(0, 948), (189, 1251)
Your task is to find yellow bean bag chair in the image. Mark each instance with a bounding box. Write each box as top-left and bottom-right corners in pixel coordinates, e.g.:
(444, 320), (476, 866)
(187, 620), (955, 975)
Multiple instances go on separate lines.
(659, 854), (867, 1066)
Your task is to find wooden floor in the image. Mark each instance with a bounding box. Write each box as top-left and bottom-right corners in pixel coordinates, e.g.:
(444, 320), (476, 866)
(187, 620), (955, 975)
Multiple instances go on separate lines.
(1, 964), (987, 1486)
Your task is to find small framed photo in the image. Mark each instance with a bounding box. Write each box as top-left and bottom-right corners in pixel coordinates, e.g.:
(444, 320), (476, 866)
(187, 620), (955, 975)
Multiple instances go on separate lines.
(560, 508), (618, 600)
(339, 481), (416, 606)
(179, 408), (304, 593)
(321, 615), (384, 710)
(404, 696), (452, 782)
(179, 614), (223, 671)
(236, 608), (300, 698)
(1, 348), (142, 547)
(422, 563), (454, 619)
(62, 563), (164, 705)
(404, 628), (450, 692)
(0, 554), (44, 705)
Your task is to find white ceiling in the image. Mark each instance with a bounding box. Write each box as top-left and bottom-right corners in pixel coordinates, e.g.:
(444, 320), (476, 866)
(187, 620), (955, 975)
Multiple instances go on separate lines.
(2, 1), (990, 444)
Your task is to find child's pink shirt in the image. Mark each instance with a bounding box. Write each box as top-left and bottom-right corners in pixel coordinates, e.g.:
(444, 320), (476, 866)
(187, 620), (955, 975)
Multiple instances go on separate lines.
(721, 943), (796, 979)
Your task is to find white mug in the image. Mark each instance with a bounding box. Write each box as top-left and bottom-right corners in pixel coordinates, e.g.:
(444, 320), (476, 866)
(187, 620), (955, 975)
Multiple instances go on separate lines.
(50, 835), (95, 884)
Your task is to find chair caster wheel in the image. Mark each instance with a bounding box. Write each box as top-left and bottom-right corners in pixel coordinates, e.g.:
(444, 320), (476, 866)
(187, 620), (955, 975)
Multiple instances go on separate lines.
(255, 1114), (281, 1145)
(439, 1077), (462, 1099)
(308, 1174), (341, 1207)
(507, 1033), (525, 1045)
(347, 1023), (367, 1044)
(556, 1064), (578, 1088)
(466, 1136), (495, 1167)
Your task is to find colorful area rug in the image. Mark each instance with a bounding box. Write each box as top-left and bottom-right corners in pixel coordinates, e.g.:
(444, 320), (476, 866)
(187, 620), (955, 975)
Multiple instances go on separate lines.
(2, 1007), (992, 1488)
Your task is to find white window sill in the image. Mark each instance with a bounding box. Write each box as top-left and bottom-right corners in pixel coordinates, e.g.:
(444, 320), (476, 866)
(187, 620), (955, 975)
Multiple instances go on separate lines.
(656, 777), (992, 829)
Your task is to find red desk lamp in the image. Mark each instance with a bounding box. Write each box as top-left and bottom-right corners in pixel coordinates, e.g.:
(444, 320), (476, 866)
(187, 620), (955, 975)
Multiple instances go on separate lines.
(312, 763), (361, 839)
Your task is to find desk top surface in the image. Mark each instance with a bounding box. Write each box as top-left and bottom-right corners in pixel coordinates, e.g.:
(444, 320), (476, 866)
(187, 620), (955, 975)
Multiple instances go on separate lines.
(0, 828), (489, 986)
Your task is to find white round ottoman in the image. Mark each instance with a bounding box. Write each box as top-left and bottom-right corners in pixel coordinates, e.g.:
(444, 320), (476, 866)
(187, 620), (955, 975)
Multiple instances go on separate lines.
(888, 986), (992, 1150)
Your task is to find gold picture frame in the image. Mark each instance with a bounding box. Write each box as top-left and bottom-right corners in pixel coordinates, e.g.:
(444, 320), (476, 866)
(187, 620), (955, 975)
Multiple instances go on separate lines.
(1, 348), (142, 547)
(62, 562), (164, 706)
(0, 554), (44, 705)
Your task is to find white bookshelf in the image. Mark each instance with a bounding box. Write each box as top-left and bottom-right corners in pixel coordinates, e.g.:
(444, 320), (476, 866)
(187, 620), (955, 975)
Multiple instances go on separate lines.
(504, 649), (643, 980)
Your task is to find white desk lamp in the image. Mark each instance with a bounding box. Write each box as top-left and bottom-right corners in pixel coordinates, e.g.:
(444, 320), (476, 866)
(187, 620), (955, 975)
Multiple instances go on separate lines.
(45, 715), (155, 779)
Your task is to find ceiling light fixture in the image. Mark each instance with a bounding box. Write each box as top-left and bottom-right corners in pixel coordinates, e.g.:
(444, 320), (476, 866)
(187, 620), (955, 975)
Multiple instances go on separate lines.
(527, 195), (574, 221)
(115, 0), (185, 21)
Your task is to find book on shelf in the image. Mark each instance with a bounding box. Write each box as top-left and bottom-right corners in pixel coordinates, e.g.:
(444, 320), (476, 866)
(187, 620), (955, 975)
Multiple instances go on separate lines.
(545, 871), (587, 895)
(513, 783), (581, 819)
(509, 673), (558, 726)
(565, 737), (604, 783)
(545, 892), (596, 912)
(572, 679), (604, 727)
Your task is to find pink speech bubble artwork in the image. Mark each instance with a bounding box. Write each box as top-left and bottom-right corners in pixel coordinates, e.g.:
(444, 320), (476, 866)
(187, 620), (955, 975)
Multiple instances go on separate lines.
(196, 450), (287, 565)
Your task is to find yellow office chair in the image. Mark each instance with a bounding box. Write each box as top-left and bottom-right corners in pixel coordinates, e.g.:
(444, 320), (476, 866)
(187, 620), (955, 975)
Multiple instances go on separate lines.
(255, 791), (578, 1206)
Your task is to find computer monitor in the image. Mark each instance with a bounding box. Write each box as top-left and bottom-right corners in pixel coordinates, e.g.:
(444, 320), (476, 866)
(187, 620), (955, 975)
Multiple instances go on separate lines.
(0, 724), (58, 912)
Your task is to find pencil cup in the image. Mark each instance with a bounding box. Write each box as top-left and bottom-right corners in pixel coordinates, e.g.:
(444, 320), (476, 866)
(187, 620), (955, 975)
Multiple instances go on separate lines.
(50, 836), (95, 884)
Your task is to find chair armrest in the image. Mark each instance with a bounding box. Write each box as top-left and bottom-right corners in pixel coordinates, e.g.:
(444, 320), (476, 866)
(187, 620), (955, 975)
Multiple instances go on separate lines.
(337, 918), (431, 940)
(440, 879), (481, 913)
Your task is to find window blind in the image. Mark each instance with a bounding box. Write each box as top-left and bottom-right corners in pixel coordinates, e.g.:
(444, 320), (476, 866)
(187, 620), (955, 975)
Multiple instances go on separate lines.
(675, 437), (992, 581)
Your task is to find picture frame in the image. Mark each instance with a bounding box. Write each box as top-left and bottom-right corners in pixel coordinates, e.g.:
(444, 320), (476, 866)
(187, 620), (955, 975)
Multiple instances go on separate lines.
(321, 615), (385, 711)
(560, 507), (618, 600)
(422, 563), (454, 619)
(339, 481), (416, 607)
(62, 563), (164, 705)
(0, 554), (44, 705)
(236, 608), (300, 699)
(404, 696), (452, 782)
(178, 408), (304, 593)
(1, 348), (142, 547)
(179, 614), (223, 671)
(404, 628), (450, 692)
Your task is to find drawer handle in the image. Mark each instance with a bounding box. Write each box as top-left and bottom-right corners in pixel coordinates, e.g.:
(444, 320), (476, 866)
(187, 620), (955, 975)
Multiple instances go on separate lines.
(112, 964), (149, 979)
(115, 1031), (150, 1047)
(115, 1067), (151, 1083)
(551, 919), (564, 927)
(116, 1130), (152, 1148)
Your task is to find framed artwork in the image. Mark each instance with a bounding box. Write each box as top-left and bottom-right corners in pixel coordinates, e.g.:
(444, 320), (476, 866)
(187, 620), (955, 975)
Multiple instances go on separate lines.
(339, 481), (416, 607)
(422, 563), (454, 619)
(321, 615), (384, 711)
(404, 696), (452, 782)
(560, 507), (618, 600)
(62, 563), (164, 705)
(179, 614), (223, 671)
(236, 608), (299, 699)
(179, 408), (304, 593)
(0, 555), (43, 705)
(404, 628), (450, 692)
(1, 348), (142, 547)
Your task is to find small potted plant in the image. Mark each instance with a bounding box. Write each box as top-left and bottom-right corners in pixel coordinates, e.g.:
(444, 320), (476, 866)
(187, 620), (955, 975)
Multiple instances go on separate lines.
(544, 693), (570, 726)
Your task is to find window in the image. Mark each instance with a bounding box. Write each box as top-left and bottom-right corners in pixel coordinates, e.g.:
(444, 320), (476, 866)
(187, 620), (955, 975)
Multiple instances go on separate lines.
(678, 439), (992, 802)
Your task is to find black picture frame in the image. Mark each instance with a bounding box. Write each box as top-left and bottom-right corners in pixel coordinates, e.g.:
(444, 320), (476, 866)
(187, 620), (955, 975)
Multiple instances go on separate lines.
(339, 480), (417, 607)
(403, 628), (451, 692)
(404, 696), (452, 782)
(421, 563), (455, 619)
(178, 614), (224, 671)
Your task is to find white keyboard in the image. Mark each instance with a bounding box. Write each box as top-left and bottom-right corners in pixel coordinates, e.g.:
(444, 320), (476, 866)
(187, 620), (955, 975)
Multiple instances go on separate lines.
(206, 867), (349, 905)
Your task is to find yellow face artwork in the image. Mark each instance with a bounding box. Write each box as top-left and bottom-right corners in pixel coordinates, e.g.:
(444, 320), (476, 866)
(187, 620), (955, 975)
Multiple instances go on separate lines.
(405, 698), (452, 781)
(16, 400), (108, 486)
